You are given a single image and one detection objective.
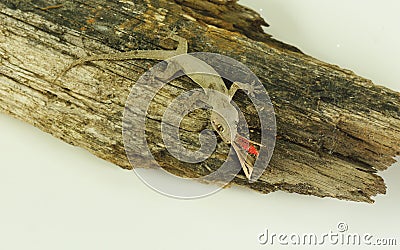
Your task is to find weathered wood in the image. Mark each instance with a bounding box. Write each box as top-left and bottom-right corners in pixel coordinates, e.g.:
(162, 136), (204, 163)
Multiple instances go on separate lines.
(0, 0), (399, 203)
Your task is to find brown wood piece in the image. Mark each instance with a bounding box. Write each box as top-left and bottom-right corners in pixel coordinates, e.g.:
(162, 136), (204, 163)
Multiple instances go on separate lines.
(0, 0), (399, 203)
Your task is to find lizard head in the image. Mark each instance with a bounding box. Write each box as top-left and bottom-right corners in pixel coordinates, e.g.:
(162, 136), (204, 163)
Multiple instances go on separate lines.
(210, 110), (238, 144)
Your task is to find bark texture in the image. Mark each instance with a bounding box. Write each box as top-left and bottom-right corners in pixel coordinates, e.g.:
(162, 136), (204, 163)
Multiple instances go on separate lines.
(0, 0), (399, 203)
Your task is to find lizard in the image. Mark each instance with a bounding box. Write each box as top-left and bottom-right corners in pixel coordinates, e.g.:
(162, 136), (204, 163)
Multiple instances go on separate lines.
(53, 32), (262, 180)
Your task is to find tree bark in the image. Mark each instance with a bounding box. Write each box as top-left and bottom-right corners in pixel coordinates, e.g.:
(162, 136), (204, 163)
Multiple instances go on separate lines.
(0, 0), (399, 203)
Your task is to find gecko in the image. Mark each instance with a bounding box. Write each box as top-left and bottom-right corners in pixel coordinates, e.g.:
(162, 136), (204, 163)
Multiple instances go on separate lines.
(53, 32), (261, 180)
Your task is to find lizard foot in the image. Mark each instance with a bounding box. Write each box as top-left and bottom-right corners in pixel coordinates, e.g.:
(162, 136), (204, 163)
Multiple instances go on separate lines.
(229, 81), (258, 98)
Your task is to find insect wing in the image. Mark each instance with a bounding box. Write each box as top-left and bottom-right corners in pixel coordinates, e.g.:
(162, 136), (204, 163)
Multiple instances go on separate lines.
(232, 142), (256, 180)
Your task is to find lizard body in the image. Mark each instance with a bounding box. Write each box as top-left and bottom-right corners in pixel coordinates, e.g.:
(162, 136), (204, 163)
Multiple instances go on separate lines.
(53, 33), (259, 180)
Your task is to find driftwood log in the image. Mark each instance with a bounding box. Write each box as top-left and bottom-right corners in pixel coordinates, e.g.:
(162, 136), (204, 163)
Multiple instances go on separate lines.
(0, 0), (399, 203)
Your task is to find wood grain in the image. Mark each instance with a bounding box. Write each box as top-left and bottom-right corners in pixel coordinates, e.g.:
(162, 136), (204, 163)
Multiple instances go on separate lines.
(0, 0), (399, 202)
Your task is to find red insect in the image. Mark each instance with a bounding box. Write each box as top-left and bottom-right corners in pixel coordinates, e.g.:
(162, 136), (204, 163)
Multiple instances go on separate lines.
(235, 135), (259, 156)
(232, 134), (263, 180)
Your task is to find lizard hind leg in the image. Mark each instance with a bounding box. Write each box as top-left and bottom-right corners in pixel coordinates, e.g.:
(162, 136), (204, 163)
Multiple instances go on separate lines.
(163, 28), (188, 55)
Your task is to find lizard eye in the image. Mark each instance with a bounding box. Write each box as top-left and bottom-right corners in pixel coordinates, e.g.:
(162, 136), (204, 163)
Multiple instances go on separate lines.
(216, 124), (224, 132)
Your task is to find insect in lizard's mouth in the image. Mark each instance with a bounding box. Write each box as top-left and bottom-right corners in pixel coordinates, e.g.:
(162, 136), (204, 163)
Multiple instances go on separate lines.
(234, 134), (260, 157)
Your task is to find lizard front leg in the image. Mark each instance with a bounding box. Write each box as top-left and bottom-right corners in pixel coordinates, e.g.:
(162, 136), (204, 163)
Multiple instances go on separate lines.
(228, 81), (256, 100)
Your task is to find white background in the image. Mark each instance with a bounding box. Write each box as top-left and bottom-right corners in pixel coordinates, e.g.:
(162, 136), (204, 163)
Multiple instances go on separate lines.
(1, 1), (399, 249)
